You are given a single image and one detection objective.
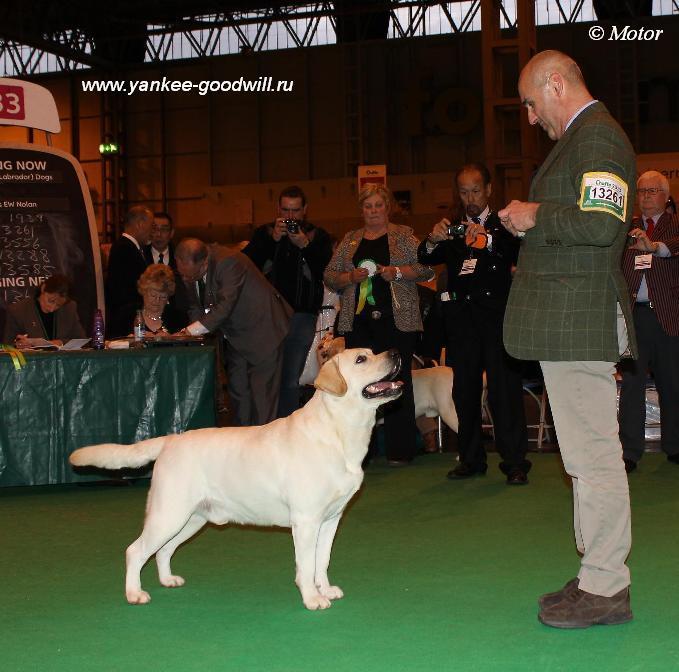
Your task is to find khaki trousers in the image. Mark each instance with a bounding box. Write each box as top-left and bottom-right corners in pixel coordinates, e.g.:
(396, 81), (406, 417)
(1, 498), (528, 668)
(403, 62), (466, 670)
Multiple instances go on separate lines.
(540, 360), (631, 596)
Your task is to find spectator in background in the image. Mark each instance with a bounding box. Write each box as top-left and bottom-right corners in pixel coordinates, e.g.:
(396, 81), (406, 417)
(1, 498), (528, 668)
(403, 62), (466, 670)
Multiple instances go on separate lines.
(243, 186), (333, 417)
(109, 264), (185, 339)
(418, 163), (529, 485)
(619, 171), (679, 472)
(105, 206), (153, 335)
(324, 183), (433, 466)
(143, 211), (189, 325)
(4, 274), (85, 346)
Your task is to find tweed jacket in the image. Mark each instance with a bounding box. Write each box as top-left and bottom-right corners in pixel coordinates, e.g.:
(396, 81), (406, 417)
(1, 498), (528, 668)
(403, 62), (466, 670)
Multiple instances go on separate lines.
(621, 212), (679, 336)
(324, 224), (433, 333)
(503, 102), (638, 362)
(3, 295), (85, 342)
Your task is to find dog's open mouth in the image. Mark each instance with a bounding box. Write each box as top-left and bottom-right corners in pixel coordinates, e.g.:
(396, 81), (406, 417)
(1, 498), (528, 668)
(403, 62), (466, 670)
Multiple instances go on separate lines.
(362, 353), (404, 399)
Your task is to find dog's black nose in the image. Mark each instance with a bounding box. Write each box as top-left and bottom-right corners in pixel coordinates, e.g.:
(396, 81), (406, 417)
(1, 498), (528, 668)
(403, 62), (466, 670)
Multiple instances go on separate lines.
(387, 348), (400, 360)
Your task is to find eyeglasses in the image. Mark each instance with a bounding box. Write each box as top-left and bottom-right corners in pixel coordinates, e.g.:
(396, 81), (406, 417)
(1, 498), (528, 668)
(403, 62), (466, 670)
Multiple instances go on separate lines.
(637, 188), (663, 196)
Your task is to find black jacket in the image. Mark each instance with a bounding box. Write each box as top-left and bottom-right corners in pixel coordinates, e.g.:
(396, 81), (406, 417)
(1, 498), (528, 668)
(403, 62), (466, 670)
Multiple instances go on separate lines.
(242, 222), (333, 314)
(417, 212), (519, 312)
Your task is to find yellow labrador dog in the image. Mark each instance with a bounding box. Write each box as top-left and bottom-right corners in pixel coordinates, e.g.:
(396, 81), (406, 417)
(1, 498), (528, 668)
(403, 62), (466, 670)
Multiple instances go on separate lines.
(70, 348), (402, 610)
(318, 336), (459, 433)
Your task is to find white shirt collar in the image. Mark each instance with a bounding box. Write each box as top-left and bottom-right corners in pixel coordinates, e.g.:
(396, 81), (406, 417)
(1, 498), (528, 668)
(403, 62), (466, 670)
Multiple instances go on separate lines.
(466, 206), (490, 225)
(565, 99), (598, 132)
(152, 247), (169, 263)
(122, 232), (141, 250)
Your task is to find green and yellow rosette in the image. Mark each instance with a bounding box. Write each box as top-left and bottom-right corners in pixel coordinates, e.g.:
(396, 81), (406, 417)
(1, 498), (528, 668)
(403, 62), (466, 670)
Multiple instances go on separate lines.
(355, 259), (378, 315)
(0, 344), (27, 371)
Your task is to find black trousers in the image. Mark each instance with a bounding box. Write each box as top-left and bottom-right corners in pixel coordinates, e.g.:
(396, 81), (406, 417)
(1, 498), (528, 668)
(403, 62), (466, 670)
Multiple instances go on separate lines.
(619, 303), (679, 461)
(344, 314), (418, 462)
(444, 302), (529, 473)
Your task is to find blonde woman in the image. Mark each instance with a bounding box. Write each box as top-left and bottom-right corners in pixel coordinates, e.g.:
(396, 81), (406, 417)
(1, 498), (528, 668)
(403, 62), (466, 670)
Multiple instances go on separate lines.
(324, 183), (433, 465)
(109, 264), (184, 338)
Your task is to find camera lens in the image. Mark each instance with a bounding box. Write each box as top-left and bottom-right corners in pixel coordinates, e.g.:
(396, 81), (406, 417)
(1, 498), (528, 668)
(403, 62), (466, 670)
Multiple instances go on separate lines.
(285, 219), (300, 233)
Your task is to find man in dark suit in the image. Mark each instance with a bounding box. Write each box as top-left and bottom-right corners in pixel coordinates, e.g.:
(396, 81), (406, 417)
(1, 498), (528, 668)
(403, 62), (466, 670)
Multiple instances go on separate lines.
(417, 163), (529, 485)
(619, 171), (679, 472)
(175, 238), (292, 427)
(144, 212), (189, 325)
(499, 51), (637, 628)
(105, 205), (153, 335)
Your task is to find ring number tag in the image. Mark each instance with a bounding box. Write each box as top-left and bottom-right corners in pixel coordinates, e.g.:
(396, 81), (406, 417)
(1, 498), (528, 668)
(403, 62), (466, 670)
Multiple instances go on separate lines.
(634, 254), (652, 271)
(579, 172), (628, 222)
(459, 258), (477, 275)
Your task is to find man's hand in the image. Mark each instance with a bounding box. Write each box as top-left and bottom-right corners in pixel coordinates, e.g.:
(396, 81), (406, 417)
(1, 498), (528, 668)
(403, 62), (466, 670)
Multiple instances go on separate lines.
(287, 229), (309, 249)
(465, 222), (486, 248)
(428, 218), (451, 244)
(499, 200), (540, 237)
(627, 227), (659, 253)
(272, 218), (288, 242)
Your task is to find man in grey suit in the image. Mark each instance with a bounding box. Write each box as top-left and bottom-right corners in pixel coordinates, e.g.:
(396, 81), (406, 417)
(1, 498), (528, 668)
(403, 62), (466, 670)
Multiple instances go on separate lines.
(499, 51), (637, 629)
(176, 238), (292, 427)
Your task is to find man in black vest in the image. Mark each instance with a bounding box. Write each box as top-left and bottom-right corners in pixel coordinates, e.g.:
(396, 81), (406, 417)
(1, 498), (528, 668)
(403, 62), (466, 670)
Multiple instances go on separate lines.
(418, 163), (529, 484)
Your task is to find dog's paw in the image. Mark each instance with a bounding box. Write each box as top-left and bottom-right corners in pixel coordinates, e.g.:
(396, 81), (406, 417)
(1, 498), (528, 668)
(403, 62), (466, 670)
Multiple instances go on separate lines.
(160, 575), (185, 588)
(126, 589), (151, 605)
(304, 594), (332, 610)
(320, 585), (344, 600)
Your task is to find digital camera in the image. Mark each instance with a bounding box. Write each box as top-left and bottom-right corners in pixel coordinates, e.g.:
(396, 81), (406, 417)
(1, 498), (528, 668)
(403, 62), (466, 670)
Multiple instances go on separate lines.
(285, 219), (301, 234)
(447, 222), (466, 237)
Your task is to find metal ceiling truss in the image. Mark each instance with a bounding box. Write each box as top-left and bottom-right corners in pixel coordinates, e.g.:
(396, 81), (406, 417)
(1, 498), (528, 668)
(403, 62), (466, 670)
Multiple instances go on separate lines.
(0, 1), (663, 76)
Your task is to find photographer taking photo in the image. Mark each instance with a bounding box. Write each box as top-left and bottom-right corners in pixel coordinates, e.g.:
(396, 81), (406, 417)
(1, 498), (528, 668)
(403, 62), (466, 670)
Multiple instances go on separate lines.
(243, 185), (333, 417)
(418, 162), (529, 485)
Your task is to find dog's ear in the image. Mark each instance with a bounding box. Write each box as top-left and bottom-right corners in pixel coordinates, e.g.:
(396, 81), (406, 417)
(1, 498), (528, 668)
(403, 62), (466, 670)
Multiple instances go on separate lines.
(314, 357), (348, 396)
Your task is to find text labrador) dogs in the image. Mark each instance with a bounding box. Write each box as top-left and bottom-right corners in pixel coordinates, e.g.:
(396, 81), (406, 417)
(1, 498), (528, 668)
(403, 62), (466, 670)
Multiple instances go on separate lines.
(70, 348), (402, 610)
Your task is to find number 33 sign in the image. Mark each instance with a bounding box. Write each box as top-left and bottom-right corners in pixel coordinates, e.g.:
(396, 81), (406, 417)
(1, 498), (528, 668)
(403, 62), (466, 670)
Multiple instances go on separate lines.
(0, 78), (60, 134)
(0, 84), (25, 120)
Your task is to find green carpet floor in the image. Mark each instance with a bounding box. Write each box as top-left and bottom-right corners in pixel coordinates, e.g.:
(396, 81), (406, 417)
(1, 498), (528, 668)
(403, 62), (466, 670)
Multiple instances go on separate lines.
(2, 452), (678, 672)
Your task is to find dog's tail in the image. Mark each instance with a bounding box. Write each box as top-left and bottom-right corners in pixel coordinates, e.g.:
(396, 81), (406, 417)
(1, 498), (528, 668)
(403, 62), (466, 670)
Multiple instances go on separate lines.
(69, 436), (168, 470)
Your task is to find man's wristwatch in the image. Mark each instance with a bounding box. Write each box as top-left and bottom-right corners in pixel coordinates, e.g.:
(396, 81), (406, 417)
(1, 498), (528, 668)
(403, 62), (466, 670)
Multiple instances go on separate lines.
(394, 266), (403, 281)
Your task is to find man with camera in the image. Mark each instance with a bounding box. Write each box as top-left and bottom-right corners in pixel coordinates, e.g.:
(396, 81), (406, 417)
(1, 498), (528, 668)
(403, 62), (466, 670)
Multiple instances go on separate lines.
(417, 163), (529, 485)
(243, 186), (333, 417)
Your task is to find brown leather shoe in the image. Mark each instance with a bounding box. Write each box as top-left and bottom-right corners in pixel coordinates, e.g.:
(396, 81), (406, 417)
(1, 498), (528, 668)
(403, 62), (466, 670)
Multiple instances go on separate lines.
(538, 586), (632, 629)
(422, 431), (438, 454)
(538, 577), (579, 610)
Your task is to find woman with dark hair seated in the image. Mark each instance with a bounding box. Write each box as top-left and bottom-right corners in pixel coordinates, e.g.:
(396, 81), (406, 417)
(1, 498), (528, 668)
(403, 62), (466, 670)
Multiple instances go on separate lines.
(4, 274), (85, 347)
(109, 264), (185, 338)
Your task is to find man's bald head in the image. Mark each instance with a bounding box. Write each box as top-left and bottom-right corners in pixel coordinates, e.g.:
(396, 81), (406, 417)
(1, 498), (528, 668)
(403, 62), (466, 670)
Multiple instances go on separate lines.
(518, 50), (593, 141)
(175, 238), (209, 283)
(520, 50), (586, 91)
(175, 238), (208, 264)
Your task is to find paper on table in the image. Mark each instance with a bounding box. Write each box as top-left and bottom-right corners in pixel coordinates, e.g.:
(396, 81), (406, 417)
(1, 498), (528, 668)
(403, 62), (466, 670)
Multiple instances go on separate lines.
(23, 338), (58, 350)
(60, 338), (91, 350)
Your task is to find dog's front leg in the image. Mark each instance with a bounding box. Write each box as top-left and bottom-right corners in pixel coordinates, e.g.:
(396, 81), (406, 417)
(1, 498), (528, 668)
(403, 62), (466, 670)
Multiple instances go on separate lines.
(292, 521), (331, 610)
(314, 515), (344, 600)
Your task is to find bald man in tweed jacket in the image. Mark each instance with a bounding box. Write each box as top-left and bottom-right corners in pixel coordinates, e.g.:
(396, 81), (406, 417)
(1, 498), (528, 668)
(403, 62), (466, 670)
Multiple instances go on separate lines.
(499, 51), (637, 629)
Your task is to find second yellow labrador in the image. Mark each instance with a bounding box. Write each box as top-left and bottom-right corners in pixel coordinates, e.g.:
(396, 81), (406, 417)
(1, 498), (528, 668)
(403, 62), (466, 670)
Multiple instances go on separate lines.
(70, 348), (402, 610)
(318, 336), (459, 433)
